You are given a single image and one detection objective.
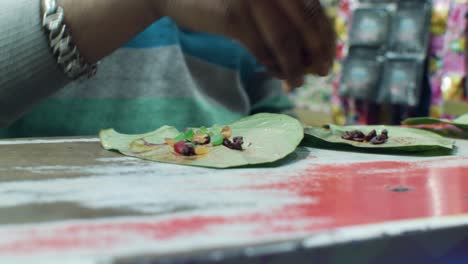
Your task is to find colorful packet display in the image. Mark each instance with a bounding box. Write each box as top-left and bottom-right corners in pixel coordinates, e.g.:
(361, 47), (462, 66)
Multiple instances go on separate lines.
(440, 0), (468, 102)
(378, 58), (424, 106)
(427, 0), (451, 117)
(442, 74), (466, 101)
(331, 0), (359, 125)
(349, 7), (392, 48)
(327, 0), (468, 126)
(388, 1), (431, 53)
(340, 48), (382, 100)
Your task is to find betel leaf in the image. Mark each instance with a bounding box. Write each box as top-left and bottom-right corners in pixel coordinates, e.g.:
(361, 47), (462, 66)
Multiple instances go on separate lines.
(303, 124), (454, 152)
(99, 113), (304, 168)
(402, 114), (468, 138)
(403, 114), (468, 130)
(455, 114), (468, 124)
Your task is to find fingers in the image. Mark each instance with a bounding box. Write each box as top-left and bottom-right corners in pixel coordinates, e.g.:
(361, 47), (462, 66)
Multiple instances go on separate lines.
(230, 4), (283, 77)
(161, 0), (243, 36)
(165, 0), (335, 84)
(280, 0), (336, 76)
(248, 0), (305, 82)
(288, 76), (305, 88)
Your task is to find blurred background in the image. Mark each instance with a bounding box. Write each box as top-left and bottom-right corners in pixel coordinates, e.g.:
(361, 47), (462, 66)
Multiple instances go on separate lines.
(290, 0), (468, 126)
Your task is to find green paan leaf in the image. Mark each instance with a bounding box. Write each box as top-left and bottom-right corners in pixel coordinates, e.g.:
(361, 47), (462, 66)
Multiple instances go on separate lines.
(454, 114), (468, 124)
(402, 114), (468, 138)
(403, 114), (468, 130)
(303, 124), (454, 152)
(99, 113), (304, 168)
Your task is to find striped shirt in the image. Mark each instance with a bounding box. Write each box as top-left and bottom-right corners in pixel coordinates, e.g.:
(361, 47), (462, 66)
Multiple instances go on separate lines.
(0, 13), (292, 138)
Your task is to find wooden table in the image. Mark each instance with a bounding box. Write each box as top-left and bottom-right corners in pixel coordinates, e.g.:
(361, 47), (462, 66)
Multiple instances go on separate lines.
(1, 137), (468, 264)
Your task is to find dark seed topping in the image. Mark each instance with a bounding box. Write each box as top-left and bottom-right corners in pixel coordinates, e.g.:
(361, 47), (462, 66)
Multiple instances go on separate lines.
(342, 129), (389, 145)
(351, 130), (365, 138)
(341, 131), (353, 140)
(174, 141), (196, 156)
(194, 136), (211, 145)
(341, 130), (365, 142)
(233, 136), (244, 145)
(364, 130), (377, 142)
(223, 136), (244, 151)
(181, 145), (196, 156)
(381, 129), (389, 139)
(370, 135), (387, 145)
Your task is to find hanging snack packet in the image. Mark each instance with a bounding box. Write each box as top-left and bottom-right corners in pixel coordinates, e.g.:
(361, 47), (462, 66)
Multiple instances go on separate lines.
(378, 58), (424, 106)
(349, 7), (391, 48)
(388, 1), (431, 53)
(427, 0), (451, 117)
(340, 48), (382, 100)
(440, 0), (468, 101)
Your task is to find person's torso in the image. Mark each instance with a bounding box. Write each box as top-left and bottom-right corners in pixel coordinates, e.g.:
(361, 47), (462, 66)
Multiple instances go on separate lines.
(0, 18), (284, 138)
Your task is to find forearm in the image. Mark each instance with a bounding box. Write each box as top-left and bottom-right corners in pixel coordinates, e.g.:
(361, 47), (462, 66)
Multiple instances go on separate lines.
(0, 0), (69, 127)
(58, 0), (164, 63)
(0, 0), (164, 127)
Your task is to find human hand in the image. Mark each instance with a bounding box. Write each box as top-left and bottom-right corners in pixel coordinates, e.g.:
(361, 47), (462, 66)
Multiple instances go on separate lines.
(158, 0), (336, 87)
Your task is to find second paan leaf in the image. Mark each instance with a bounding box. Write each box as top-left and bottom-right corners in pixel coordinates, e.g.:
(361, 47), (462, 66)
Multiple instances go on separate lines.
(403, 114), (468, 138)
(303, 124), (454, 152)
